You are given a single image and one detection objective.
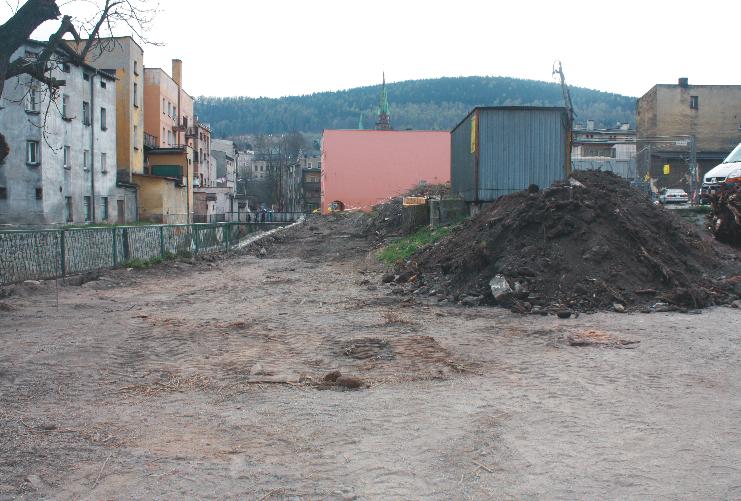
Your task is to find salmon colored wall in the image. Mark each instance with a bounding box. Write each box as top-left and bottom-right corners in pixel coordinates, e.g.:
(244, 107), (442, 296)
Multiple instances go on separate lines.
(321, 130), (450, 213)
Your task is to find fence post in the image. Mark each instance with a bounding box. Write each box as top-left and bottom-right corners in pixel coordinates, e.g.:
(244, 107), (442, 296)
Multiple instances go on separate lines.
(193, 225), (199, 255)
(159, 225), (165, 258)
(224, 223), (230, 250)
(59, 229), (66, 278)
(112, 227), (117, 267)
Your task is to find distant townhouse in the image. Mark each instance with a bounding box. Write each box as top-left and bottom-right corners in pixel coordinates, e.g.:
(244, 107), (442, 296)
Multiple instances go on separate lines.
(0, 41), (121, 225)
(211, 139), (237, 191)
(572, 120), (637, 179)
(191, 121), (214, 188)
(191, 138), (236, 222)
(637, 78), (741, 191)
(301, 152), (322, 212)
(140, 60), (195, 223)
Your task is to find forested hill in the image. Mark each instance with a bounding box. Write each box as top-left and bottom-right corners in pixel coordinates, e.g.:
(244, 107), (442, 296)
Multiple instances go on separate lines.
(195, 76), (636, 138)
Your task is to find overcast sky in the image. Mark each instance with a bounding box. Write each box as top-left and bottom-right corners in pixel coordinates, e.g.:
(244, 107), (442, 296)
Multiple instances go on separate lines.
(6, 0), (740, 99)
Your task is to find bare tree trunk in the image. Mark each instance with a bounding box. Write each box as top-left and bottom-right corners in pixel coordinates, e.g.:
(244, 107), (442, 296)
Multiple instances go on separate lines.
(0, 0), (62, 162)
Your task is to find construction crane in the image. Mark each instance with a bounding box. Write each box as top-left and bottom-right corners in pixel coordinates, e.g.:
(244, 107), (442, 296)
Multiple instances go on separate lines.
(552, 61), (574, 123)
(552, 61), (574, 174)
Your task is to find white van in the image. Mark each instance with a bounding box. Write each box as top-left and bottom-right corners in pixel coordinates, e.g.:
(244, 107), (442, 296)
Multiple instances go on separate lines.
(701, 143), (741, 203)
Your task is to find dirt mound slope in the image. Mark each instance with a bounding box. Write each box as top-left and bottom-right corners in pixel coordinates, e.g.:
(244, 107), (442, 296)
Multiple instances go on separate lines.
(402, 171), (740, 311)
(363, 183), (450, 238)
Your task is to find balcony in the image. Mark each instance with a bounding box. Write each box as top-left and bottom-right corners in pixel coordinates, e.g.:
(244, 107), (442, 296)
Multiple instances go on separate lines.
(143, 132), (158, 150)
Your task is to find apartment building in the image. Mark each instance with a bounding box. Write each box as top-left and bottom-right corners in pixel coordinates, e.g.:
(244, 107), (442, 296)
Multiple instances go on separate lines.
(0, 41), (122, 225)
(139, 60), (195, 223)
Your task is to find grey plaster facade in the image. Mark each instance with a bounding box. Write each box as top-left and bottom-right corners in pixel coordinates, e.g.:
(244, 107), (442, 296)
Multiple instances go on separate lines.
(0, 42), (121, 225)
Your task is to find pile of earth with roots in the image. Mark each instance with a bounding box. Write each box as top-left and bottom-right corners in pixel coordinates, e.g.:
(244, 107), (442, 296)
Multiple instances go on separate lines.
(393, 171), (741, 313)
(362, 182), (450, 239)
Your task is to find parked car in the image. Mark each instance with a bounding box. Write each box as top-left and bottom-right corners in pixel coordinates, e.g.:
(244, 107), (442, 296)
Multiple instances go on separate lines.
(658, 188), (689, 204)
(701, 142), (741, 204)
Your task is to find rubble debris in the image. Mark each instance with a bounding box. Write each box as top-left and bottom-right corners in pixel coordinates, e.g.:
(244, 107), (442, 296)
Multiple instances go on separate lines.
(708, 184), (741, 245)
(400, 171), (740, 311)
(363, 183), (450, 238)
(489, 275), (512, 303)
(381, 273), (396, 284)
(324, 370), (343, 382)
(335, 375), (365, 390)
(565, 330), (640, 349)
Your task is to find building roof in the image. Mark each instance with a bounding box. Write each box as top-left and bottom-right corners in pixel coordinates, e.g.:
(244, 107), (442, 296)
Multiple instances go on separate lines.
(25, 39), (116, 80)
(452, 106), (569, 133)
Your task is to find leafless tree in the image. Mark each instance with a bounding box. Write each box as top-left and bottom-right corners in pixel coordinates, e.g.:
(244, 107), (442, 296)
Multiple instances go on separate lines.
(0, 0), (157, 162)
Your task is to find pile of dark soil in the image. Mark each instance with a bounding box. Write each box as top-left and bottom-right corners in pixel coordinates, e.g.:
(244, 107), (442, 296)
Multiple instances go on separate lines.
(400, 171), (740, 311)
(363, 183), (450, 238)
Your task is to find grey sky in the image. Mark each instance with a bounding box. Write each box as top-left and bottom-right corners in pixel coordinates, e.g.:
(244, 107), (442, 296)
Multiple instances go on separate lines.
(6, 0), (740, 99)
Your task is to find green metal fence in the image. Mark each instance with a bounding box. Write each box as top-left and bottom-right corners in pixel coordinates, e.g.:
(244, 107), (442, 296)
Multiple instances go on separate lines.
(0, 222), (286, 286)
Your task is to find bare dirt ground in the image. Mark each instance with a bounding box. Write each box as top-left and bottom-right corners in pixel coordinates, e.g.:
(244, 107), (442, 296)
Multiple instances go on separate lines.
(1, 216), (740, 500)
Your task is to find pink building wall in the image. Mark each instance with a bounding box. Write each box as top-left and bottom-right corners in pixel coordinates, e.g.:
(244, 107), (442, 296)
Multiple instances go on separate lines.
(321, 130), (451, 213)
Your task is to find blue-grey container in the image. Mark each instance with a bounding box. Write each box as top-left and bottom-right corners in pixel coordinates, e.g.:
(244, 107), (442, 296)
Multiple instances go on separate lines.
(451, 106), (570, 202)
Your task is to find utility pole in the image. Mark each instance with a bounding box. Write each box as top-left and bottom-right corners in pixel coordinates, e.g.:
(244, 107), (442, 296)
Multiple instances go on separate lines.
(689, 135), (697, 203)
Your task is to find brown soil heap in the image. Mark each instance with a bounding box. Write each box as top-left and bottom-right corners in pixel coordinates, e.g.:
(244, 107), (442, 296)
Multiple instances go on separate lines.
(403, 171), (739, 311)
(363, 183), (450, 238)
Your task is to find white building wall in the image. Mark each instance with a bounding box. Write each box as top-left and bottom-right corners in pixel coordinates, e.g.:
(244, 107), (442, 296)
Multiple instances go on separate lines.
(0, 43), (119, 225)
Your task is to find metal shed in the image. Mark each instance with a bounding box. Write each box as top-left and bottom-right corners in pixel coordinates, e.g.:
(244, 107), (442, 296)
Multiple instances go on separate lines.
(451, 106), (570, 202)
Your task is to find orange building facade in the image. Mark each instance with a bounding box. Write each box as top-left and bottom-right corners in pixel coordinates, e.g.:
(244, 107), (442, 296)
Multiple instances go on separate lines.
(320, 130), (451, 213)
(141, 60), (195, 222)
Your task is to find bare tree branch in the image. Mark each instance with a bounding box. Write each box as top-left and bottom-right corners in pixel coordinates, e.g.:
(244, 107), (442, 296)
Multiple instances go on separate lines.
(0, 0), (158, 163)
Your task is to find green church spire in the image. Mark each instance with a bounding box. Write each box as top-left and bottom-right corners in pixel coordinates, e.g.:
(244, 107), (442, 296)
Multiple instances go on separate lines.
(376, 72), (391, 130)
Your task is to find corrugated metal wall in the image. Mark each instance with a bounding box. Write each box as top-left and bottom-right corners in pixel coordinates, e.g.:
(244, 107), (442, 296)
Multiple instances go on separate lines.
(451, 107), (568, 202)
(450, 111), (476, 201)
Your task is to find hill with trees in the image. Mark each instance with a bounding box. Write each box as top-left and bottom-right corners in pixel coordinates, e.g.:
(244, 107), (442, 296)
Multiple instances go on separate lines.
(195, 76), (636, 138)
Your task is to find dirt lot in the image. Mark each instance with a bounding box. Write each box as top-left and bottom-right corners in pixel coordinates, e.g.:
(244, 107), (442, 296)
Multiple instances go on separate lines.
(1, 216), (740, 500)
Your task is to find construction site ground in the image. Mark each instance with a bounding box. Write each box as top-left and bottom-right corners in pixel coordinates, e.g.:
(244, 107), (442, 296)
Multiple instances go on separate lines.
(1, 217), (740, 500)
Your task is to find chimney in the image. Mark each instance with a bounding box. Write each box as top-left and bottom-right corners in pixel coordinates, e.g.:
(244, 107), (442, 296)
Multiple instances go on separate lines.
(172, 59), (182, 87)
(678, 77), (689, 88)
(586, 119), (595, 131)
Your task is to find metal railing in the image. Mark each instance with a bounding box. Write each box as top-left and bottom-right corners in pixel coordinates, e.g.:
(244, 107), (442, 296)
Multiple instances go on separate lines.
(0, 221), (287, 286)
(192, 211), (306, 224)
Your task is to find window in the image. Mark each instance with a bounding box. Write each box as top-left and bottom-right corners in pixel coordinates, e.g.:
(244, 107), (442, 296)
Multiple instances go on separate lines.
(100, 152), (107, 172)
(163, 98), (166, 114)
(162, 127), (166, 144)
(167, 102), (171, 116)
(26, 140), (39, 165)
(133, 125), (139, 149)
(100, 107), (107, 130)
(83, 149), (90, 170)
(102, 197), (109, 220)
(35, 187), (43, 200)
(65, 197), (72, 222)
(133, 82), (138, 107)
(0, 187), (6, 200)
(62, 94), (70, 119)
(100, 80), (106, 89)
(82, 101), (90, 125)
(690, 95), (699, 110)
(173, 106), (177, 118)
(61, 62), (70, 73)
(25, 86), (39, 113)
(83, 72), (90, 81)
(63, 145), (71, 169)
(133, 61), (138, 75)
(83, 196), (91, 222)
(167, 130), (172, 146)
